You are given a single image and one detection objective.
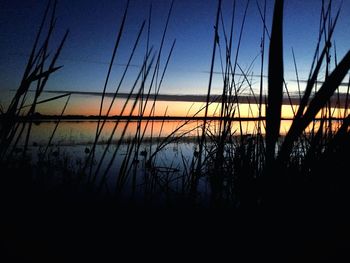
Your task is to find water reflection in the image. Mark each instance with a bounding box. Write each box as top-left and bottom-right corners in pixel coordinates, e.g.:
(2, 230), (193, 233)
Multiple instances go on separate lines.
(12, 118), (343, 203)
(26, 119), (345, 146)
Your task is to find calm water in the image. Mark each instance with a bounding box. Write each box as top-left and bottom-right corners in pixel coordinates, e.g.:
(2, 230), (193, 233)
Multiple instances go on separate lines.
(16, 119), (343, 201)
(25, 119), (298, 146)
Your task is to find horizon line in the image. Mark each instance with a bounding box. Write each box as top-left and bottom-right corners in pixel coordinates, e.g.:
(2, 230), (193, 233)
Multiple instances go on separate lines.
(2, 113), (347, 122)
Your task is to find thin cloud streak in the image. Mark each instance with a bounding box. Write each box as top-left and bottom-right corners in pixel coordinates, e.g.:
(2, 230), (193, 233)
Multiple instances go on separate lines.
(40, 89), (349, 108)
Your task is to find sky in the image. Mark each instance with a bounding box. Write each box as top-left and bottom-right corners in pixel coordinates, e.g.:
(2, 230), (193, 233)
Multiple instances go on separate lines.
(0, 0), (350, 115)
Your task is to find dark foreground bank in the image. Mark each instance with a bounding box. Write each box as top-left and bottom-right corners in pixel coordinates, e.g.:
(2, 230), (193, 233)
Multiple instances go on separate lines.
(2, 181), (350, 262)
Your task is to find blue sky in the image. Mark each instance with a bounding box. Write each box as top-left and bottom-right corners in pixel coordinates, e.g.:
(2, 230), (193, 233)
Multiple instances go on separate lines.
(1, 0), (350, 98)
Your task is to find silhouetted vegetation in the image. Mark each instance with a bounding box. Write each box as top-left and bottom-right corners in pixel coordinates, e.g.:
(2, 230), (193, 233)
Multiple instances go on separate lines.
(1, 0), (349, 208)
(2, 0), (350, 260)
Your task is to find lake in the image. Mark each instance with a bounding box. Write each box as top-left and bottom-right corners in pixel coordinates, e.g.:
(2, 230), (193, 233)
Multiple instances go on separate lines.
(11, 117), (343, 204)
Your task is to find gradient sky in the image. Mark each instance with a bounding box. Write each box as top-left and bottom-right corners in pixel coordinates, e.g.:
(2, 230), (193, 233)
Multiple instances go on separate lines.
(1, 0), (350, 111)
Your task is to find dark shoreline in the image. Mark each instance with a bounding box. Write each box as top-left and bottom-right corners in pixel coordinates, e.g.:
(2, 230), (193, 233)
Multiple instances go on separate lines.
(0, 114), (347, 122)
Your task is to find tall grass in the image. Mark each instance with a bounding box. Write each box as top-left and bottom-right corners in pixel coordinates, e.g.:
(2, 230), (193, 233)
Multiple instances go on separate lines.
(0, 0), (68, 162)
(266, 0), (283, 165)
(77, 0), (178, 199)
(2, 0), (350, 210)
(183, 0), (350, 207)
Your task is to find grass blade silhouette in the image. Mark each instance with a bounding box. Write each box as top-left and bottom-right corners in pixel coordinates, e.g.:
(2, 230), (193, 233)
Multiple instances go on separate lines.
(266, 0), (284, 164)
(279, 50), (350, 161)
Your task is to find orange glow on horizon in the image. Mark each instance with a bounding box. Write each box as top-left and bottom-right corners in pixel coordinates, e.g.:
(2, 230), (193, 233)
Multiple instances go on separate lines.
(35, 94), (347, 122)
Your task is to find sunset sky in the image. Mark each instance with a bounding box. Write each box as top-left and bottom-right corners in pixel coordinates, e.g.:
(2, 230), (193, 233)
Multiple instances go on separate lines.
(0, 0), (349, 116)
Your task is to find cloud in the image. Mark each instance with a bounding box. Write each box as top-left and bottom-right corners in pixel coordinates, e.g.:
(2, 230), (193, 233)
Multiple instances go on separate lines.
(41, 89), (349, 108)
